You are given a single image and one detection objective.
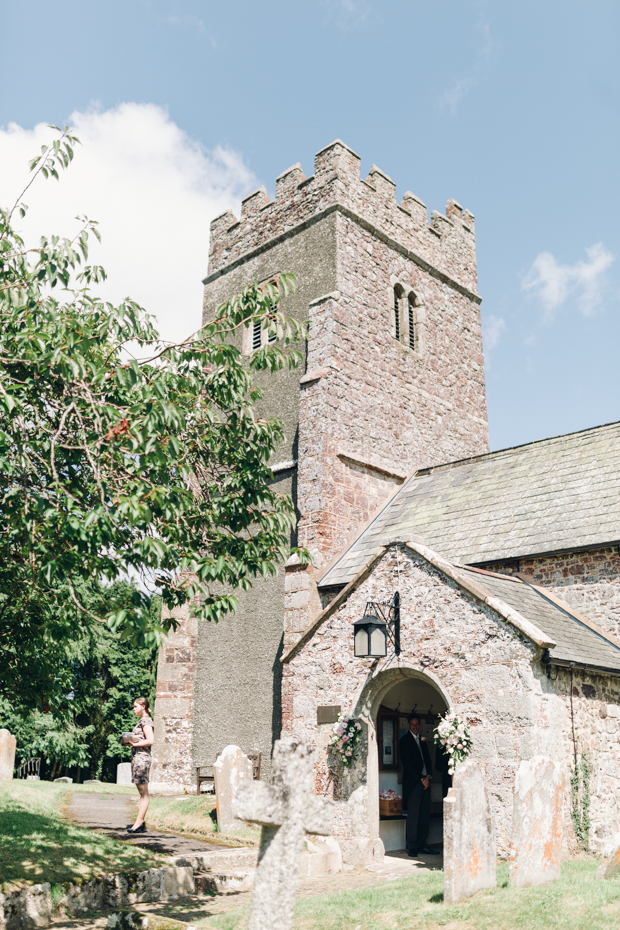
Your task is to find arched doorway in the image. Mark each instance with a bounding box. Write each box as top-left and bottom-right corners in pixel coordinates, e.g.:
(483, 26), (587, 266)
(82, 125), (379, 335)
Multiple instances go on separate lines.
(355, 668), (451, 855)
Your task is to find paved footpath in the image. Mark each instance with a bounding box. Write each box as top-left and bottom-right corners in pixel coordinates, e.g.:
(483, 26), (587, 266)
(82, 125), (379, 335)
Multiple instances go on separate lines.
(50, 846), (442, 929)
(65, 792), (223, 858)
(60, 792), (442, 928)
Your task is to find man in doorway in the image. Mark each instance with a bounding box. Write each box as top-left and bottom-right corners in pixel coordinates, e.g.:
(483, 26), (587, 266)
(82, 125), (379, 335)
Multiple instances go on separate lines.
(399, 714), (435, 857)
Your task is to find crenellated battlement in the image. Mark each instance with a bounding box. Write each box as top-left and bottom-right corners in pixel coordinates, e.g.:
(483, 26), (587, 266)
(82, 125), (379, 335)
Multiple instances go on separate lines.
(206, 140), (478, 294)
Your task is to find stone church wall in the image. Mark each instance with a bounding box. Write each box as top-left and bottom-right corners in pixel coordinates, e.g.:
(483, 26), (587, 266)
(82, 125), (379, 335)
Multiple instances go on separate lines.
(154, 139), (490, 787)
(150, 607), (198, 789)
(489, 546), (620, 640)
(283, 546), (620, 859)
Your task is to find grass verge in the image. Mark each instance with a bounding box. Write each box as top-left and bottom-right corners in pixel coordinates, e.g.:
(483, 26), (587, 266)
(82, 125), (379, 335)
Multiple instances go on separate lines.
(0, 781), (163, 891)
(197, 860), (620, 930)
(147, 795), (260, 846)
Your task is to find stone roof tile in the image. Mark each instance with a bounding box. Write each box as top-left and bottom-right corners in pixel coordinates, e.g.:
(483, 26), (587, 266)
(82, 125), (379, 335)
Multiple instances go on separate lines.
(319, 421), (620, 588)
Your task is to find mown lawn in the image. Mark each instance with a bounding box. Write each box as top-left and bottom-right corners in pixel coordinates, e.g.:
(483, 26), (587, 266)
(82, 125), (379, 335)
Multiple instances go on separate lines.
(147, 795), (259, 846)
(199, 860), (620, 930)
(0, 780), (162, 890)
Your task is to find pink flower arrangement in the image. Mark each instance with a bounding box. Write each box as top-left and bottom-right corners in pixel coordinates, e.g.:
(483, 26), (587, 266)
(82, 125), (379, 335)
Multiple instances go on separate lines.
(330, 712), (363, 769)
(434, 712), (473, 774)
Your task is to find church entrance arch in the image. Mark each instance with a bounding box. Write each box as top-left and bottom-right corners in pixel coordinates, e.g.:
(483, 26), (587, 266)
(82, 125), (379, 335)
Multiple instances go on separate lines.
(354, 668), (451, 854)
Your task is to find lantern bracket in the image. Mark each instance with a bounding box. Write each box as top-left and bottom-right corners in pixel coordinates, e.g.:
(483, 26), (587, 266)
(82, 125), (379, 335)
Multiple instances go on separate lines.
(363, 591), (401, 656)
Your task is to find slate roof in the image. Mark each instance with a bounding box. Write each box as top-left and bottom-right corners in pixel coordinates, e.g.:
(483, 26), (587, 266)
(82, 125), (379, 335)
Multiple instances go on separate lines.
(319, 421), (620, 589)
(457, 567), (620, 673)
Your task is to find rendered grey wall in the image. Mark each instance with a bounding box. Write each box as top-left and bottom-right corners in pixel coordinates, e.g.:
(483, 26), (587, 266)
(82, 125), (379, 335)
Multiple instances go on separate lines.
(191, 216), (337, 778)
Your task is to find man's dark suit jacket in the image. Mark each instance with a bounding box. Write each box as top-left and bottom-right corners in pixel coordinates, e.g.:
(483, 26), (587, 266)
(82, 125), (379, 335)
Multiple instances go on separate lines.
(399, 731), (433, 803)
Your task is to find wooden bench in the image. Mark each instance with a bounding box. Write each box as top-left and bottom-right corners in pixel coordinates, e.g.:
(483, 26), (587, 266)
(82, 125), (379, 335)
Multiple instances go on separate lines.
(196, 751), (262, 795)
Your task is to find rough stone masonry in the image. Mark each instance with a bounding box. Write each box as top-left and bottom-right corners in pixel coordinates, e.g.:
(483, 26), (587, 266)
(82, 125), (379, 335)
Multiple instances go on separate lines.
(151, 139), (489, 790)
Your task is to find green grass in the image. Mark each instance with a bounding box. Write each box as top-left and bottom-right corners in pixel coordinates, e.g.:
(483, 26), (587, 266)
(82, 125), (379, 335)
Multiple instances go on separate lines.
(147, 795), (260, 846)
(198, 860), (620, 930)
(0, 780), (163, 890)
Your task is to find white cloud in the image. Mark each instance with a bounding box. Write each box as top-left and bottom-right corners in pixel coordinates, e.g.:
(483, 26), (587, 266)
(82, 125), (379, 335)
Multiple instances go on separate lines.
(482, 314), (506, 352)
(442, 77), (475, 115)
(321, 0), (371, 28)
(168, 14), (207, 33)
(0, 104), (256, 344)
(440, 19), (495, 114)
(522, 243), (615, 322)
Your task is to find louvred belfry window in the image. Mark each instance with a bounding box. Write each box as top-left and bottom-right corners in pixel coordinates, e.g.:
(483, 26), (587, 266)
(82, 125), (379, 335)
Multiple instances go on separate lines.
(394, 287), (401, 340)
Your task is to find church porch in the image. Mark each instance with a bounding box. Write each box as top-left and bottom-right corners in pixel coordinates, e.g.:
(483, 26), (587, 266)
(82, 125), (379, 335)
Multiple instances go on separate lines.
(282, 542), (620, 863)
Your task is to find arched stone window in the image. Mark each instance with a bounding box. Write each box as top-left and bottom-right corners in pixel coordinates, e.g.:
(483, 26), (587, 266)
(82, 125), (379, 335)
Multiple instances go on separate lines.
(390, 280), (425, 358)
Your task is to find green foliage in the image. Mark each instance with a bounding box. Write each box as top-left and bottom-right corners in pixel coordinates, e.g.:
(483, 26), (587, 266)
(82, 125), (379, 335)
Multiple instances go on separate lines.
(0, 781), (161, 890)
(0, 126), (307, 705)
(206, 860), (620, 930)
(571, 749), (591, 851)
(0, 580), (158, 778)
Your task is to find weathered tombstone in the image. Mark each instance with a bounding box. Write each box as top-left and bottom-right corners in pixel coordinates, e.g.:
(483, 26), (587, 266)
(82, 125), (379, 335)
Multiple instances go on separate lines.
(54, 776), (73, 784)
(597, 833), (620, 879)
(234, 738), (333, 930)
(509, 756), (564, 889)
(0, 729), (16, 780)
(443, 760), (496, 905)
(117, 762), (132, 785)
(213, 745), (254, 834)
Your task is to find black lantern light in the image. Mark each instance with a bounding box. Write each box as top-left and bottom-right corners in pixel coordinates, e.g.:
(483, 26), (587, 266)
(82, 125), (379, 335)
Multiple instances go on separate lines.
(353, 609), (387, 658)
(353, 592), (401, 658)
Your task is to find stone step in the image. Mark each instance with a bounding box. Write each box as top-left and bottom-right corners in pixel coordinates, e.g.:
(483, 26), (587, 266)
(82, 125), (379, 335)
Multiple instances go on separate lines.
(194, 869), (255, 895)
(168, 847), (258, 871)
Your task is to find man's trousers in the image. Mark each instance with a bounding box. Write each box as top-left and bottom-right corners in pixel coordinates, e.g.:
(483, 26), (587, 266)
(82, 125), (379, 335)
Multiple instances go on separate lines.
(405, 781), (431, 852)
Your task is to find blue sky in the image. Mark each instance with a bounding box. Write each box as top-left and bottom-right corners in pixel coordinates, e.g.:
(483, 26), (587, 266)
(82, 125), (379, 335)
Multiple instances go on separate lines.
(1, 0), (619, 450)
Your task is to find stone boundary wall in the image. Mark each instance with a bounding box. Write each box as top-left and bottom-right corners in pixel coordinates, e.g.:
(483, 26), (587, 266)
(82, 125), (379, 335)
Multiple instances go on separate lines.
(0, 865), (193, 930)
(284, 546), (620, 858)
(206, 141), (478, 295)
(0, 851), (259, 930)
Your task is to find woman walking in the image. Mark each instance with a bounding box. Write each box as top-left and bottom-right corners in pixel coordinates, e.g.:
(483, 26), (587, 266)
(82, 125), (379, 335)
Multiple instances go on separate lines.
(127, 696), (154, 834)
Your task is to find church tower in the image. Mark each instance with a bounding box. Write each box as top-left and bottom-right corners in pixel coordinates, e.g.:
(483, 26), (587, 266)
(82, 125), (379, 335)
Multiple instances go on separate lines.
(151, 140), (489, 787)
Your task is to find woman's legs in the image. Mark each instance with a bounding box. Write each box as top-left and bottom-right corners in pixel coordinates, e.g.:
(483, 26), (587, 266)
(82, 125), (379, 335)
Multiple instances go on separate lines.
(133, 783), (150, 828)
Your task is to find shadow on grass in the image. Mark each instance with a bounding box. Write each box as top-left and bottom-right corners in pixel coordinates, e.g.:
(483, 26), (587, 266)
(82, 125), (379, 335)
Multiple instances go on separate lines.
(428, 892), (444, 903)
(0, 807), (159, 888)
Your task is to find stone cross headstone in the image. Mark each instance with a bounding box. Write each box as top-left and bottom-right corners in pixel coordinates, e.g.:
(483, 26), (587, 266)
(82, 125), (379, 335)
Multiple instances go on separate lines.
(117, 762), (132, 785)
(0, 729), (16, 780)
(597, 832), (620, 879)
(234, 738), (333, 930)
(214, 745), (254, 834)
(443, 760), (496, 905)
(509, 755), (564, 889)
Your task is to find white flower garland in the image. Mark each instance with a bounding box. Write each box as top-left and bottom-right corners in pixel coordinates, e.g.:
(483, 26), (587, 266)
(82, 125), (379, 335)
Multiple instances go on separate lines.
(434, 712), (472, 774)
(329, 712), (363, 769)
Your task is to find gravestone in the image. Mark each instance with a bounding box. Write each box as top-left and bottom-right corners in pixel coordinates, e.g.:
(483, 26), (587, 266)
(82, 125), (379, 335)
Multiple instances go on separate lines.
(117, 762), (132, 785)
(597, 833), (620, 879)
(0, 729), (16, 780)
(509, 756), (564, 889)
(214, 745), (254, 834)
(234, 738), (333, 930)
(443, 760), (496, 905)
(54, 776), (73, 783)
